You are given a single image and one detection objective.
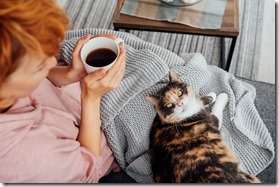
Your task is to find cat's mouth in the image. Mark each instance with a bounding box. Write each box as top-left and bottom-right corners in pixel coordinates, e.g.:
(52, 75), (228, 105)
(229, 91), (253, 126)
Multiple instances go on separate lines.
(178, 106), (188, 115)
(180, 105), (187, 111)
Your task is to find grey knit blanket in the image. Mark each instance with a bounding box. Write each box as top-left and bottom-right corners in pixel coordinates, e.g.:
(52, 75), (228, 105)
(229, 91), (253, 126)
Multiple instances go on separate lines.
(59, 28), (274, 183)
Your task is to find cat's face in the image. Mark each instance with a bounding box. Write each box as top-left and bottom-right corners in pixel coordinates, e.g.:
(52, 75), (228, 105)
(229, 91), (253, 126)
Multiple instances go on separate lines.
(146, 71), (201, 123)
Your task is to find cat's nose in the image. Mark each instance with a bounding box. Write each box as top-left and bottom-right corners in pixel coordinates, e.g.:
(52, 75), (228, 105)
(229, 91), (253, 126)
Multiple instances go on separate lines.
(177, 101), (184, 107)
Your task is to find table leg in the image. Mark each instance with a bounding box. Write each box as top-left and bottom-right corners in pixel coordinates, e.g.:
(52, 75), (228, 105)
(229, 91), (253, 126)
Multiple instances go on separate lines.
(221, 36), (238, 72)
(225, 36), (237, 71)
(220, 37), (226, 70)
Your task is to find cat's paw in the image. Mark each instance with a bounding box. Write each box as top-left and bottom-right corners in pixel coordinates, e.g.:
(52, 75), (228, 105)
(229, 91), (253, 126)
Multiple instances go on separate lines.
(216, 93), (229, 108)
(206, 92), (217, 103)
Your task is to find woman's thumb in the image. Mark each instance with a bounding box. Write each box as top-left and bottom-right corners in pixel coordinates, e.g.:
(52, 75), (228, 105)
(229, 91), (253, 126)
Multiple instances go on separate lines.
(87, 68), (106, 82)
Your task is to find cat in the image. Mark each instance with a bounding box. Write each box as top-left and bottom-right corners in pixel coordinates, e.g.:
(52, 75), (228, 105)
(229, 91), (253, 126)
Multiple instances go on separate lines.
(146, 71), (261, 183)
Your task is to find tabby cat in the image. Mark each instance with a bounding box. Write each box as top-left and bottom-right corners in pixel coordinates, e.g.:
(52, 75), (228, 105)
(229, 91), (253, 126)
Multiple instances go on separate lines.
(146, 71), (261, 183)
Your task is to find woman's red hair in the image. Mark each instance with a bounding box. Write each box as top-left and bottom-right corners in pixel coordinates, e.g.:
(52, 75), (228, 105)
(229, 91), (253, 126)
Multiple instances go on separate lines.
(0, 0), (69, 88)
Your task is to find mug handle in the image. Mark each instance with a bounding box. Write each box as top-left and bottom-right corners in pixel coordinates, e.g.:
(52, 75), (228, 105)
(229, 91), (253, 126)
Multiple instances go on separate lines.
(114, 38), (125, 48)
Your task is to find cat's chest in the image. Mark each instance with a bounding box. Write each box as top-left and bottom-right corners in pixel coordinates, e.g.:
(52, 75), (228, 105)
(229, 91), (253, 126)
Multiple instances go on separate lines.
(152, 125), (192, 144)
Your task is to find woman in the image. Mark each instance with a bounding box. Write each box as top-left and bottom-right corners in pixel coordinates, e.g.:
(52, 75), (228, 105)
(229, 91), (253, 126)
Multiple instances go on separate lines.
(0, 0), (126, 182)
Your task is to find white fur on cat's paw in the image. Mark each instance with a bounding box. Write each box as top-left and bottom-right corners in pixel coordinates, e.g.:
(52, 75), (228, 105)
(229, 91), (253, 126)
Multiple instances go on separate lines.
(206, 92), (217, 103)
(211, 93), (229, 130)
(217, 93), (229, 108)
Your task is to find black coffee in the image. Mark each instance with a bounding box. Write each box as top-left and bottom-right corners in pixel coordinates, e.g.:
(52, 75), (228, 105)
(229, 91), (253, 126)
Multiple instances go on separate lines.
(86, 48), (117, 67)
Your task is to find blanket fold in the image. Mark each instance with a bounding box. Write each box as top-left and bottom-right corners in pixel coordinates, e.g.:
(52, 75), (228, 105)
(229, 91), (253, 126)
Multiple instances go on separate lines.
(59, 28), (274, 183)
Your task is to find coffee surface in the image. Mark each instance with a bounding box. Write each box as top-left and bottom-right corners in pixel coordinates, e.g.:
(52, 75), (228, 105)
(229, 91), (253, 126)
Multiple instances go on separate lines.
(86, 48), (117, 67)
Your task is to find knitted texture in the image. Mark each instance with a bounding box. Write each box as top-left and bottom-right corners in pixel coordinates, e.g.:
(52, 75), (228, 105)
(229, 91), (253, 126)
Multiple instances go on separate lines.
(59, 28), (274, 183)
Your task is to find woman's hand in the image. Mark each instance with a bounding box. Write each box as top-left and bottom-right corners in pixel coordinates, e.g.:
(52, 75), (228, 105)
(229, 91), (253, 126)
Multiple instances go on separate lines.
(46, 35), (90, 87)
(81, 45), (126, 102)
(66, 35), (90, 83)
(91, 34), (117, 40)
(47, 34), (122, 87)
(67, 34), (121, 83)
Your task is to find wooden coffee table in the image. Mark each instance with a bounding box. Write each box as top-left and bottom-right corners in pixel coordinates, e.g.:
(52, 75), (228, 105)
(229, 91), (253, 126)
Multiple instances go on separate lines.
(113, 0), (239, 71)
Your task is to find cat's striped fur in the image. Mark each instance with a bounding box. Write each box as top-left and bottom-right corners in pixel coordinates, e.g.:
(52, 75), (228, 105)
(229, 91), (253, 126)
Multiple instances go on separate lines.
(146, 71), (261, 183)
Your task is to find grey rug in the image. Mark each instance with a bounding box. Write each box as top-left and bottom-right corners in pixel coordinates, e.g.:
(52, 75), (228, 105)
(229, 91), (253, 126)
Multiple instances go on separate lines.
(57, 0), (267, 82)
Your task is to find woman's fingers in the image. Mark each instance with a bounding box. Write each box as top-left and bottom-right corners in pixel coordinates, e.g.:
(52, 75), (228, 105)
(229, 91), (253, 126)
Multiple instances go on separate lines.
(101, 47), (126, 87)
(107, 47), (126, 76)
(81, 35), (126, 99)
(83, 46), (125, 87)
(113, 47), (126, 79)
(112, 51), (126, 83)
(72, 34), (91, 58)
(92, 34), (117, 40)
(83, 68), (106, 87)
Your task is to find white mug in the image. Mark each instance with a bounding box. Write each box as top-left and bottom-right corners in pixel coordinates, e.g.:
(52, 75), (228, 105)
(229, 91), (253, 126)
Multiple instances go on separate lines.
(80, 37), (124, 73)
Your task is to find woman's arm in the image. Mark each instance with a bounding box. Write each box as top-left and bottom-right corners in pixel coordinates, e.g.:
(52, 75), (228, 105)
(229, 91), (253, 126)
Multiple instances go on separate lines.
(77, 45), (126, 156)
(79, 97), (101, 155)
(77, 69), (106, 156)
(48, 33), (126, 155)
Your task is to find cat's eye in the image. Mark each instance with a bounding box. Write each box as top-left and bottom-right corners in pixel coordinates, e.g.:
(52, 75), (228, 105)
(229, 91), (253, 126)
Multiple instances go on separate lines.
(165, 103), (173, 108)
(177, 90), (183, 97)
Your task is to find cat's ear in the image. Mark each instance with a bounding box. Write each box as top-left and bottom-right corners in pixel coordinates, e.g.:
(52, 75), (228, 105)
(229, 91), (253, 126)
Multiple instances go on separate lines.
(146, 95), (159, 106)
(169, 70), (182, 83)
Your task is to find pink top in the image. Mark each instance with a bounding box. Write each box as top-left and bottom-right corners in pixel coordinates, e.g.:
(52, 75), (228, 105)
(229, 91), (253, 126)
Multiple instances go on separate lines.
(0, 79), (120, 183)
